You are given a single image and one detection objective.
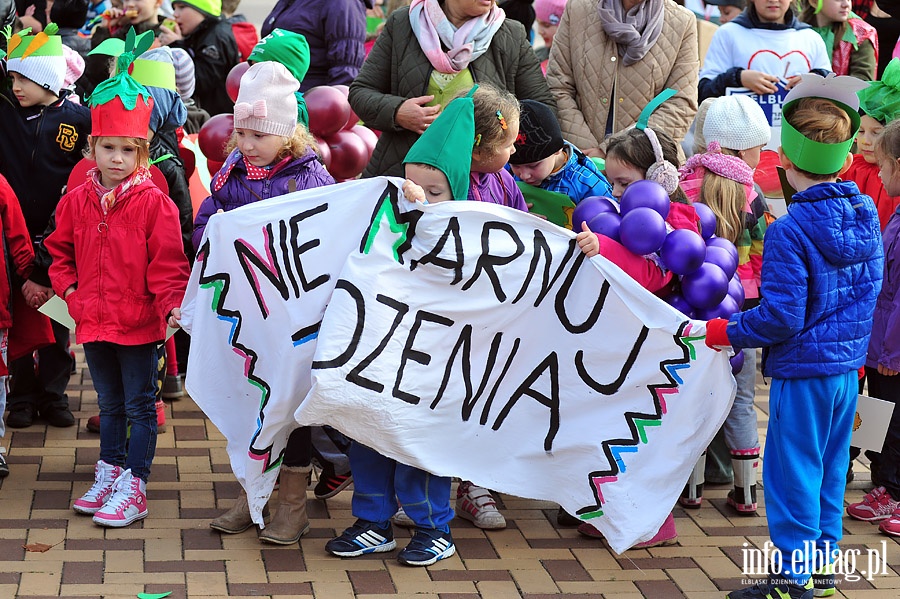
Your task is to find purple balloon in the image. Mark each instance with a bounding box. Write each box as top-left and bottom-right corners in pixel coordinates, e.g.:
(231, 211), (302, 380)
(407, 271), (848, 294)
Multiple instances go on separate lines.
(705, 245), (738, 280)
(573, 196), (619, 232)
(730, 350), (745, 374)
(664, 292), (695, 318)
(619, 207), (667, 255)
(693, 202), (717, 240)
(660, 229), (706, 276)
(587, 211), (622, 242)
(707, 236), (739, 262)
(620, 180), (670, 218)
(695, 294), (740, 320)
(681, 262), (729, 310)
(728, 276), (745, 309)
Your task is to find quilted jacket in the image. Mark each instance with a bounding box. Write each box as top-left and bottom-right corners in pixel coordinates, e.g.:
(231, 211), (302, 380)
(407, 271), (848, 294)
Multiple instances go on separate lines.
(349, 7), (555, 179)
(726, 181), (884, 379)
(545, 0), (699, 154)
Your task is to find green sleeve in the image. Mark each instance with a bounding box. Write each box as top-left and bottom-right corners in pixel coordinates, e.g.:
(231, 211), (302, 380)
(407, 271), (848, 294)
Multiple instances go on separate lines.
(848, 40), (877, 82)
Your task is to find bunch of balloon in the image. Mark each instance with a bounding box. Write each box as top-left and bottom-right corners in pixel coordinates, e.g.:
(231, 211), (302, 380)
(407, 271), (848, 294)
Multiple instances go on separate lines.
(305, 85), (377, 181)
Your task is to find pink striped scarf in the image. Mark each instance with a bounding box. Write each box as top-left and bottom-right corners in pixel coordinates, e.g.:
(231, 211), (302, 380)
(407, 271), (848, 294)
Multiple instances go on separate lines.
(409, 0), (505, 74)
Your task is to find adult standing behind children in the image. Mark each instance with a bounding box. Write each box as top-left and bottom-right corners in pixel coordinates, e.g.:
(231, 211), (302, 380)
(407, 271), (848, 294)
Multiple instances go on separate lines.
(349, 0), (554, 180)
(260, 0), (366, 92)
(0, 24), (91, 429)
(546, 0), (699, 157)
(158, 0), (240, 116)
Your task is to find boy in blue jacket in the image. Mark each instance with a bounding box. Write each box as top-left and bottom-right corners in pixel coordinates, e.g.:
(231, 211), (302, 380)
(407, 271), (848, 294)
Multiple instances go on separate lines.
(0, 24), (91, 430)
(705, 75), (883, 599)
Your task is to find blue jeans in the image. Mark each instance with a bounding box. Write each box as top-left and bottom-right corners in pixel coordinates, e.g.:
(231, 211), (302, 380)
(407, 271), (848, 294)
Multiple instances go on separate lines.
(83, 342), (160, 482)
(349, 441), (453, 530)
(724, 348), (760, 451)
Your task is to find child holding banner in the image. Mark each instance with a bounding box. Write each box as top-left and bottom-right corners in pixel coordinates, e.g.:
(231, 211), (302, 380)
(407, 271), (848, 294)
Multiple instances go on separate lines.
(508, 99), (613, 224)
(44, 44), (190, 527)
(575, 120), (700, 548)
(698, 0), (831, 103)
(704, 75), (882, 599)
(678, 94), (770, 516)
(326, 89), (480, 566)
(845, 119), (900, 537)
(195, 62), (336, 545)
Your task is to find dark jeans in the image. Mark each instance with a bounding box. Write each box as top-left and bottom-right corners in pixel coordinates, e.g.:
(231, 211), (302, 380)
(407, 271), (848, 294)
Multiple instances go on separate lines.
(283, 427), (312, 468)
(83, 341), (160, 482)
(8, 320), (73, 412)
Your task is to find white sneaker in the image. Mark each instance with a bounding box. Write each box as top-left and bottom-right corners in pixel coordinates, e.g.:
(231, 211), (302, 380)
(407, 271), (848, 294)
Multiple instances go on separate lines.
(391, 506), (416, 528)
(455, 481), (506, 529)
(73, 460), (123, 514)
(92, 469), (148, 527)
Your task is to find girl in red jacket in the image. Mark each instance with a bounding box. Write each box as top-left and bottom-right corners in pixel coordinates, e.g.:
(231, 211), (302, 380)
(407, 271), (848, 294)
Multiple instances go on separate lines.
(0, 175), (46, 478)
(45, 53), (190, 528)
(575, 124), (699, 549)
(845, 58), (900, 231)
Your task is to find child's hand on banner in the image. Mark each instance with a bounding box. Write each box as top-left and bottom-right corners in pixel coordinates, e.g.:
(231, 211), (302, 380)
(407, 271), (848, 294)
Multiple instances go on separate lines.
(576, 222), (600, 257)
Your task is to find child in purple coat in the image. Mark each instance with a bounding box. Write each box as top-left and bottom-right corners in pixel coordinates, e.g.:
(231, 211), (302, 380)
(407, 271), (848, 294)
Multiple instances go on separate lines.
(194, 62), (335, 546)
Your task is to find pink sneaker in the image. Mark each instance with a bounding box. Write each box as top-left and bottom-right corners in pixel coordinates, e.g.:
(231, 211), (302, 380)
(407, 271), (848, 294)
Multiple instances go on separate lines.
(632, 512), (677, 549)
(878, 508), (900, 537)
(92, 469), (148, 527)
(455, 481), (506, 529)
(73, 460), (123, 514)
(847, 487), (899, 521)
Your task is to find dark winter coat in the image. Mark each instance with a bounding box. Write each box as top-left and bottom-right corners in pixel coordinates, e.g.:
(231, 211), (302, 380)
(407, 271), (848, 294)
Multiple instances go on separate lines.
(151, 131), (195, 261)
(192, 147), (335, 250)
(868, 206), (900, 373)
(727, 181), (884, 378)
(349, 7), (555, 179)
(260, 0), (366, 92)
(174, 16), (241, 116)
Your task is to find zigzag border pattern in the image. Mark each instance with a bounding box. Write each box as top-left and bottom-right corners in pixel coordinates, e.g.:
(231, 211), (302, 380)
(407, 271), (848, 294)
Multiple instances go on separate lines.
(576, 320), (695, 518)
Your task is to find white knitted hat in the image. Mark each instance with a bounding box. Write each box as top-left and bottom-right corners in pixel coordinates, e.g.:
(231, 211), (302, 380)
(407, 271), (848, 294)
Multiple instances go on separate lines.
(702, 95), (771, 151)
(7, 27), (66, 96)
(233, 62), (299, 138)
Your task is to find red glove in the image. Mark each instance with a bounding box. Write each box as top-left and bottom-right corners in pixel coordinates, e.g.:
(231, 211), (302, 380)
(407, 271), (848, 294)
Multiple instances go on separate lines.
(858, 366), (866, 381)
(705, 318), (731, 349)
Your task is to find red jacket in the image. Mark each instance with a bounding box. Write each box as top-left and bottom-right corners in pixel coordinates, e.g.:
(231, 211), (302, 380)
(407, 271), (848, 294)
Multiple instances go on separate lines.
(45, 178), (190, 346)
(0, 174), (34, 329)
(844, 154), (900, 231)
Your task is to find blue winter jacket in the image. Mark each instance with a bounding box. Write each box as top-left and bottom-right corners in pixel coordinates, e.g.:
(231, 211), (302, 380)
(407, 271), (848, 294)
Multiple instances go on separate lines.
(726, 180), (883, 378)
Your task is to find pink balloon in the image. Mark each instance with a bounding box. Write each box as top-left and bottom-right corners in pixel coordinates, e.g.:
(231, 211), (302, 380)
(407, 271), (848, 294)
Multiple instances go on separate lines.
(226, 62), (251, 103)
(315, 136), (332, 170)
(350, 124), (378, 157)
(198, 114), (234, 162)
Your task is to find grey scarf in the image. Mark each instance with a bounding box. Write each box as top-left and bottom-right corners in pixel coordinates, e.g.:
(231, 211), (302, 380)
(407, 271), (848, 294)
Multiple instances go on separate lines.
(597, 0), (665, 66)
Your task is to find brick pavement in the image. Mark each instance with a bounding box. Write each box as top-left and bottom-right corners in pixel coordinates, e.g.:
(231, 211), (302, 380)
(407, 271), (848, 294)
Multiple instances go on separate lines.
(2, 350), (898, 598)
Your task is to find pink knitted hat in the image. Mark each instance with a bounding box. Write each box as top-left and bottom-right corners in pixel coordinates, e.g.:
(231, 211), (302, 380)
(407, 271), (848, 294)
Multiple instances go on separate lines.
(535, 0), (567, 24)
(234, 62), (299, 137)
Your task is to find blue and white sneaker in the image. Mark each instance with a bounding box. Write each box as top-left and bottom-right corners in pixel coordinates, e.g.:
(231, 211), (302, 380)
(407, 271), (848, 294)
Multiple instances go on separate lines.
(325, 519), (396, 557)
(397, 527), (456, 566)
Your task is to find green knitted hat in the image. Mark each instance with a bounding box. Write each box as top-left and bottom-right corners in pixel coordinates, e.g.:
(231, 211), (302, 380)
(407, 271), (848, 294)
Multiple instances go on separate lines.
(858, 58), (900, 124)
(173, 0), (221, 18)
(403, 86), (477, 201)
(248, 29), (310, 85)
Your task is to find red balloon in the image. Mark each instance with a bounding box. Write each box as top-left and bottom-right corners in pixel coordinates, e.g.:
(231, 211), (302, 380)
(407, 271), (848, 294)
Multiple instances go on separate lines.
(350, 124), (378, 157)
(226, 62), (251, 104)
(332, 85), (359, 130)
(198, 114), (234, 162)
(333, 84), (350, 97)
(324, 130), (369, 180)
(306, 86), (352, 138)
(314, 136), (332, 170)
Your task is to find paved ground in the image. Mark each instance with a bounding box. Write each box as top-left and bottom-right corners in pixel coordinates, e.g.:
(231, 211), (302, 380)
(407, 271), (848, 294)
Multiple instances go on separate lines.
(1, 348), (899, 598)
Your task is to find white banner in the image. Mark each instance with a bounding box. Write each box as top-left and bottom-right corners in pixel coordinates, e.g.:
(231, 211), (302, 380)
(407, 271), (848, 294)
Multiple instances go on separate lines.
(182, 177), (736, 554)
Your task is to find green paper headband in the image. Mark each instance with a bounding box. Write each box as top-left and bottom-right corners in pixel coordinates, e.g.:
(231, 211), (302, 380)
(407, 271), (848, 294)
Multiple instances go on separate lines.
(781, 99), (859, 174)
(7, 26), (62, 59)
(88, 34), (176, 91)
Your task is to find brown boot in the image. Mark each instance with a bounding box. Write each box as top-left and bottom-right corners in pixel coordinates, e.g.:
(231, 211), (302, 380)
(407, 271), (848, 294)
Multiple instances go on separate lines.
(258, 465), (311, 545)
(209, 490), (270, 534)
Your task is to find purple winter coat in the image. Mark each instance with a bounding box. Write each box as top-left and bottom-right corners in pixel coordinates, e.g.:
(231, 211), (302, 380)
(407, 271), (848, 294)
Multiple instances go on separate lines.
(867, 206), (900, 372)
(192, 147), (335, 251)
(261, 0), (367, 92)
(467, 170), (529, 212)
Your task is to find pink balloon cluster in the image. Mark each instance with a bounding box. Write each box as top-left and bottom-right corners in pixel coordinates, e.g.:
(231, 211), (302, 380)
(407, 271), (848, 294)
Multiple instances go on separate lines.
(201, 65), (379, 181)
